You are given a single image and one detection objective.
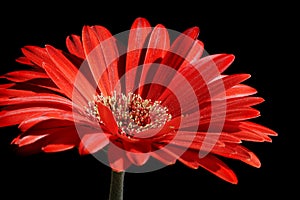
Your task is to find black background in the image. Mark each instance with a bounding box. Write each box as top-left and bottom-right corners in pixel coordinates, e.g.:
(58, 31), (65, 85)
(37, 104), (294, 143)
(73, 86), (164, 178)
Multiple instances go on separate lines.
(0, 1), (296, 199)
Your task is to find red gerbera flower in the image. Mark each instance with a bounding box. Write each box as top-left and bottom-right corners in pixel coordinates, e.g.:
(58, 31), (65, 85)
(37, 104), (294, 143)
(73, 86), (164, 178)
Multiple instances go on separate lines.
(0, 17), (277, 185)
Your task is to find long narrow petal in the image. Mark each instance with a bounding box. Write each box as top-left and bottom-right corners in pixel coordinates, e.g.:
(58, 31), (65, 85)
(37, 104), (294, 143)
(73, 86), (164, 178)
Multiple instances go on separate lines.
(13, 126), (80, 154)
(96, 102), (119, 135)
(15, 56), (34, 66)
(66, 34), (85, 59)
(139, 24), (170, 97)
(125, 17), (152, 94)
(0, 70), (48, 82)
(21, 46), (53, 68)
(16, 135), (48, 147)
(198, 74), (251, 104)
(0, 88), (36, 98)
(18, 111), (94, 132)
(41, 129), (80, 153)
(123, 141), (151, 166)
(79, 132), (109, 155)
(144, 24), (170, 64)
(108, 142), (131, 172)
(147, 27), (200, 100)
(82, 25), (120, 96)
(215, 84), (257, 100)
(45, 45), (95, 101)
(0, 94), (74, 110)
(42, 144), (75, 152)
(0, 107), (64, 127)
(197, 154), (238, 184)
(42, 62), (85, 106)
(180, 40), (204, 67)
(240, 121), (278, 136)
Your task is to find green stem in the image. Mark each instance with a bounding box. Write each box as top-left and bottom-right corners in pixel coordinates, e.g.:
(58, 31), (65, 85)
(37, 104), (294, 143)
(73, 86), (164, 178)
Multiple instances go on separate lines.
(109, 170), (125, 200)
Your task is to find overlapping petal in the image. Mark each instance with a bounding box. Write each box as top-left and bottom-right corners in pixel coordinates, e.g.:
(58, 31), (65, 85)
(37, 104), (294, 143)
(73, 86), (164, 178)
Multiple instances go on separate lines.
(0, 17), (277, 184)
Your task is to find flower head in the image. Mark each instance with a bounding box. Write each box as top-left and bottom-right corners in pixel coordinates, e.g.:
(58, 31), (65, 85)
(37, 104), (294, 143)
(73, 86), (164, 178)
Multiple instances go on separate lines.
(0, 17), (277, 184)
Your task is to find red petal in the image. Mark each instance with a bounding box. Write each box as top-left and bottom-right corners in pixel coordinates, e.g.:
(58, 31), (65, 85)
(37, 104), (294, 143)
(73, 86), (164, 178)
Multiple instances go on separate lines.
(126, 17), (152, 71)
(231, 131), (266, 142)
(123, 141), (151, 166)
(0, 83), (15, 89)
(79, 132), (109, 155)
(178, 149), (202, 169)
(96, 102), (118, 134)
(0, 88), (36, 98)
(190, 54), (235, 84)
(17, 135), (48, 147)
(197, 154), (238, 184)
(171, 54), (234, 99)
(226, 107), (261, 121)
(42, 62), (86, 106)
(198, 54), (235, 75)
(200, 108), (260, 124)
(159, 55), (235, 115)
(108, 143), (131, 172)
(242, 151), (261, 168)
(82, 25), (119, 96)
(150, 148), (177, 166)
(66, 34), (85, 59)
(18, 110), (93, 132)
(139, 24), (170, 97)
(93, 26), (120, 93)
(226, 97), (265, 108)
(21, 46), (53, 68)
(45, 45), (95, 100)
(199, 74), (251, 104)
(215, 84), (257, 100)
(147, 27), (200, 100)
(222, 121), (274, 142)
(144, 24), (170, 64)
(0, 107), (63, 127)
(0, 70), (48, 82)
(184, 40), (204, 64)
(222, 143), (261, 168)
(42, 144), (75, 152)
(0, 93), (74, 110)
(151, 144), (184, 165)
(240, 121), (278, 136)
(16, 56), (34, 66)
(126, 151), (150, 166)
(15, 126), (80, 155)
(125, 17), (152, 94)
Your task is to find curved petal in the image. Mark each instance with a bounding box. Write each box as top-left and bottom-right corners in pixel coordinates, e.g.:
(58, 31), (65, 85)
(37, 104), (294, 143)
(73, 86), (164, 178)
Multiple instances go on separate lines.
(123, 141), (151, 166)
(96, 101), (119, 135)
(0, 107), (64, 127)
(42, 144), (75, 153)
(108, 142), (131, 172)
(0, 70), (48, 82)
(79, 132), (109, 155)
(42, 62), (84, 104)
(139, 24), (170, 98)
(66, 34), (85, 59)
(0, 93), (74, 110)
(45, 45), (95, 101)
(146, 26), (200, 100)
(125, 17), (152, 94)
(0, 88), (36, 98)
(82, 25), (119, 96)
(16, 56), (34, 66)
(197, 154), (238, 184)
(21, 46), (53, 68)
(221, 84), (257, 99)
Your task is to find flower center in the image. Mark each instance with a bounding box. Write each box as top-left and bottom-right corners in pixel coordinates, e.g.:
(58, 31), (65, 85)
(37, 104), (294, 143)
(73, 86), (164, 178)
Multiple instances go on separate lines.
(85, 91), (172, 137)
